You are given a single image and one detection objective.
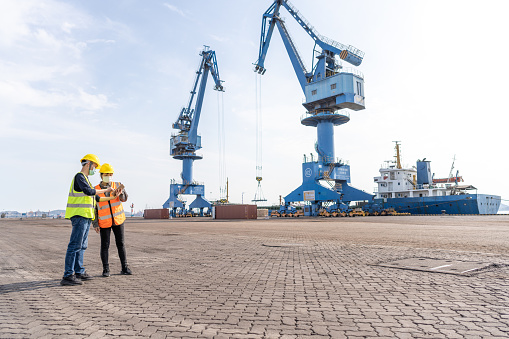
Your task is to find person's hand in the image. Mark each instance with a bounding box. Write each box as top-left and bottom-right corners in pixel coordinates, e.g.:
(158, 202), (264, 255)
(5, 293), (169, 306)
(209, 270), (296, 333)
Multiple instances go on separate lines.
(94, 227), (100, 234)
(114, 188), (122, 196)
(106, 187), (113, 193)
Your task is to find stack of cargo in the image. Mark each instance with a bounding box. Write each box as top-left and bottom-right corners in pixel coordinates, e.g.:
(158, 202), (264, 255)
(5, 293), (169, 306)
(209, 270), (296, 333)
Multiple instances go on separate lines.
(144, 209), (170, 219)
(213, 205), (257, 219)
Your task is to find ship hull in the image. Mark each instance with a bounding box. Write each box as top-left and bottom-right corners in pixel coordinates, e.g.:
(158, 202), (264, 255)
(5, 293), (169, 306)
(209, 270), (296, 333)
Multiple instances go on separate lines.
(381, 194), (500, 215)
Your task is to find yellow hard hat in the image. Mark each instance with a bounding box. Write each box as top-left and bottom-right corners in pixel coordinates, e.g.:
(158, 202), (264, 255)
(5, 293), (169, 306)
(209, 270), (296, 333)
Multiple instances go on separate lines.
(80, 154), (100, 167)
(99, 163), (114, 174)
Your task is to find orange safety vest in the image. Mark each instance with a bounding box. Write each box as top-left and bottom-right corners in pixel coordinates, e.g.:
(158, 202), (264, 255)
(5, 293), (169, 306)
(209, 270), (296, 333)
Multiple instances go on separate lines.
(95, 182), (126, 228)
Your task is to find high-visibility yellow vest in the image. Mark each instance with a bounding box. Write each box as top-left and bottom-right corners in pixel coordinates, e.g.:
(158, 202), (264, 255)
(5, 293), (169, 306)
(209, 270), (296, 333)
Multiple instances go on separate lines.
(65, 173), (96, 220)
(95, 182), (126, 228)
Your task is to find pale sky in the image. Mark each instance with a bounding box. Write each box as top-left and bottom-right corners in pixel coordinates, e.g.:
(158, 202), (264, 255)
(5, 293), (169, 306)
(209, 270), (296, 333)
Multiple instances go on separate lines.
(1, 0), (508, 212)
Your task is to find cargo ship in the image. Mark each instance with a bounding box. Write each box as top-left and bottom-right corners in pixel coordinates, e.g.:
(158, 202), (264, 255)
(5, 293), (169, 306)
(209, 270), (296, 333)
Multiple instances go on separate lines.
(370, 143), (500, 215)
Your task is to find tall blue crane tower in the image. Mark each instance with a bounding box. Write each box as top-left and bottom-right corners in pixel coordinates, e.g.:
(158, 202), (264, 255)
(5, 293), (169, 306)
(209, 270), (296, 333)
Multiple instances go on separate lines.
(163, 46), (224, 216)
(254, 0), (372, 216)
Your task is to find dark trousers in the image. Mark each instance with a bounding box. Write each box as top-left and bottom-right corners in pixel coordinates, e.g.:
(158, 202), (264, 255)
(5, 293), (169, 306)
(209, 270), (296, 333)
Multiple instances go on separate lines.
(99, 224), (127, 267)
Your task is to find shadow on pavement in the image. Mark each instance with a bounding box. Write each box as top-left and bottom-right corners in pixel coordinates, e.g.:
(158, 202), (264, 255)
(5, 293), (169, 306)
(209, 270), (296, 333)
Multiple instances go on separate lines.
(0, 279), (61, 294)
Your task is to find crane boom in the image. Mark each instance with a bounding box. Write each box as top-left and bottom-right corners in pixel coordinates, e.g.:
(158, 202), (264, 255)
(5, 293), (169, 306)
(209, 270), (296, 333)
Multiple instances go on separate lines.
(254, 1), (283, 75)
(276, 19), (309, 91)
(254, 0), (364, 78)
(174, 47), (224, 144)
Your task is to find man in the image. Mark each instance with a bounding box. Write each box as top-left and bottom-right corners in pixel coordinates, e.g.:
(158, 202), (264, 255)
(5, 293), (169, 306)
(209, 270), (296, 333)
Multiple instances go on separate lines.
(93, 163), (132, 277)
(61, 154), (115, 286)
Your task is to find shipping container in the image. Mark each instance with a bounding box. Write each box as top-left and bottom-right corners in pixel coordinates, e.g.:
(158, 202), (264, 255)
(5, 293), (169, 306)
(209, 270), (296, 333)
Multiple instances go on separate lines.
(213, 204), (257, 219)
(143, 208), (170, 219)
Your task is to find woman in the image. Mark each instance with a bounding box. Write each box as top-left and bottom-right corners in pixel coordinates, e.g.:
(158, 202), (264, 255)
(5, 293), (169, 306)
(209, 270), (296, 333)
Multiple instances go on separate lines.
(93, 163), (132, 277)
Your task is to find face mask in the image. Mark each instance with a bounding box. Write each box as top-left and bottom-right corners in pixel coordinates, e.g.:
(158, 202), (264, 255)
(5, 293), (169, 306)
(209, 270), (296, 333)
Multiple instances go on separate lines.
(103, 176), (111, 183)
(88, 167), (96, 176)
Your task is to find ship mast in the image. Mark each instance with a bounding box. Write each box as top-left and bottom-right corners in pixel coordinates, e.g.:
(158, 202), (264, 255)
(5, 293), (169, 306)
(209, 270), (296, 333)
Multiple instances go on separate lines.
(447, 155), (456, 182)
(393, 141), (402, 169)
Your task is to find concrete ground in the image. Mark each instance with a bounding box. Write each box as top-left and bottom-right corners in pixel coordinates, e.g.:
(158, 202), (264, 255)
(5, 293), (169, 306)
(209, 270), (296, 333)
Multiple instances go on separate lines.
(0, 216), (508, 338)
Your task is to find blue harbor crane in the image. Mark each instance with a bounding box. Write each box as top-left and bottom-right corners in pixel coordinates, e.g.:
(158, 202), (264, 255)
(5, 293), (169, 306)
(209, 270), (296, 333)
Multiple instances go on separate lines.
(254, 0), (372, 216)
(163, 46), (224, 217)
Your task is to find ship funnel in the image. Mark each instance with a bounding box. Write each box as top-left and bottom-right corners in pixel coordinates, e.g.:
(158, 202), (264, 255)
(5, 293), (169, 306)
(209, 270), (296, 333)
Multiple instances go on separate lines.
(416, 160), (432, 185)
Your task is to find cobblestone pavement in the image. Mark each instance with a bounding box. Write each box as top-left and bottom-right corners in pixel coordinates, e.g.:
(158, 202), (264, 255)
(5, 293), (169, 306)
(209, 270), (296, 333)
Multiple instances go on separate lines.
(1, 216), (508, 338)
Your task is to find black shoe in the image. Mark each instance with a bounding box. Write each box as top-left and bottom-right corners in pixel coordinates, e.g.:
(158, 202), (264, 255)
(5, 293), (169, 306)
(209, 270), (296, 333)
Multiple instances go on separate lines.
(60, 275), (83, 286)
(75, 271), (94, 280)
(102, 267), (110, 277)
(121, 265), (132, 275)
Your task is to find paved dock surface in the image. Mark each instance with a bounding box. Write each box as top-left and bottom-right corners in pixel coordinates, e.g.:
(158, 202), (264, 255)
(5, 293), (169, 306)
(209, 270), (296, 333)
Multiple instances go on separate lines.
(1, 216), (508, 338)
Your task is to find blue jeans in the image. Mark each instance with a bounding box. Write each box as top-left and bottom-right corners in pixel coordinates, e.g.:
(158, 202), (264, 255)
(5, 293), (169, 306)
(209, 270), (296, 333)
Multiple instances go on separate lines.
(64, 216), (91, 277)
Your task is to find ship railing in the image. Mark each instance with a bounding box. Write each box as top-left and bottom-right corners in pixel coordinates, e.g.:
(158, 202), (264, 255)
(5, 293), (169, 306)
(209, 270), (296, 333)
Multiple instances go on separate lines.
(414, 184), (439, 190)
(380, 161), (413, 169)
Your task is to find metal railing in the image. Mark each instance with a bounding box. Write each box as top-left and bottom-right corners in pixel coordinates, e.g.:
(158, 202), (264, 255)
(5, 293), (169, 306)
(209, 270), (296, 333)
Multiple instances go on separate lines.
(300, 109), (350, 121)
(340, 67), (364, 79)
(284, 0), (365, 59)
(171, 179), (204, 186)
(284, 0), (316, 35)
